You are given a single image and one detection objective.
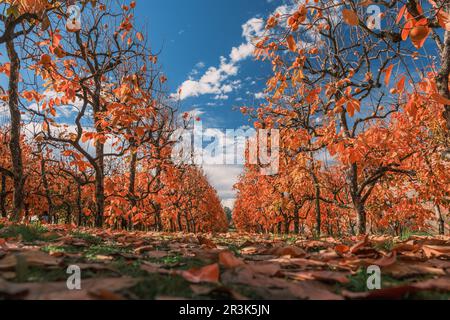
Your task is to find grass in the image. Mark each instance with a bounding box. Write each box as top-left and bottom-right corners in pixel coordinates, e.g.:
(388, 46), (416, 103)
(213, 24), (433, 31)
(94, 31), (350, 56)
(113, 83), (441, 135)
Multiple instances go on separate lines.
(374, 239), (395, 252)
(41, 244), (80, 255)
(70, 231), (103, 244)
(129, 273), (193, 300)
(106, 258), (194, 299)
(15, 266), (67, 283)
(340, 268), (450, 300)
(84, 243), (132, 261)
(227, 244), (241, 257)
(399, 230), (433, 241)
(147, 254), (206, 270)
(342, 268), (406, 293)
(407, 291), (450, 300)
(0, 224), (59, 242)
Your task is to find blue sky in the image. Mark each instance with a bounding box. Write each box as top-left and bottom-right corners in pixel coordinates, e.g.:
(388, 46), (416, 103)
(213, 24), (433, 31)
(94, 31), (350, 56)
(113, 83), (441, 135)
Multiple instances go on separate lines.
(136, 0), (279, 128)
(131, 0), (289, 207)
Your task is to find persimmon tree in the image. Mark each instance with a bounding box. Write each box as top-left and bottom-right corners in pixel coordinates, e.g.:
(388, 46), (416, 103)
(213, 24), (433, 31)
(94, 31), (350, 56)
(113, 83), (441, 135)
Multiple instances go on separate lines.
(0, 1), (229, 232)
(235, 0), (449, 235)
(0, 0), (59, 220)
(26, 0), (149, 226)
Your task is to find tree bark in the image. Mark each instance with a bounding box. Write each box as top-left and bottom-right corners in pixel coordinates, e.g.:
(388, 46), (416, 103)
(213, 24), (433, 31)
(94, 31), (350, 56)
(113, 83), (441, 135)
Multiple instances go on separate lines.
(6, 38), (25, 222)
(435, 205), (445, 235)
(437, 3), (450, 157)
(38, 144), (53, 221)
(310, 170), (322, 237)
(354, 197), (367, 235)
(0, 173), (7, 217)
(77, 183), (83, 226)
(293, 209), (300, 234)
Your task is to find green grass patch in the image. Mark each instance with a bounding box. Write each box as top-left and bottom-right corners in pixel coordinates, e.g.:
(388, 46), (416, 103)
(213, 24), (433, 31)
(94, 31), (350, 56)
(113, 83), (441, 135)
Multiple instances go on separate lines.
(374, 239), (395, 252)
(406, 290), (450, 300)
(41, 244), (80, 255)
(111, 259), (147, 278)
(129, 273), (193, 299)
(84, 243), (132, 261)
(227, 244), (241, 257)
(342, 268), (407, 293)
(147, 254), (206, 270)
(70, 231), (103, 244)
(12, 266), (67, 283)
(0, 224), (59, 242)
(399, 230), (433, 241)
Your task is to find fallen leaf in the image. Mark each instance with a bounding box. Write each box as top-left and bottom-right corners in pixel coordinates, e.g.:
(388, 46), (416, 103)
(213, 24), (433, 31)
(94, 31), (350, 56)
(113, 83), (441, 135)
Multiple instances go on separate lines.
(335, 244), (350, 255)
(284, 270), (350, 284)
(197, 236), (217, 249)
(219, 251), (245, 269)
(372, 251), (397, 267)
(181, 263), (220, 284)
(266, 246), (306, 258)
(422, 245), (450, 259)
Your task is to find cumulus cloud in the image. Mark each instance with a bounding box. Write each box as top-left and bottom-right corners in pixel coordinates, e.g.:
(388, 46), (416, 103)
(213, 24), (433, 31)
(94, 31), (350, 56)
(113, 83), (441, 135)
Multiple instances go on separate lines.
(176, 57), (239, 100)
(203, 164), (242, 209)
(254, 92), (267, 99)
(175, 12), (269, 101)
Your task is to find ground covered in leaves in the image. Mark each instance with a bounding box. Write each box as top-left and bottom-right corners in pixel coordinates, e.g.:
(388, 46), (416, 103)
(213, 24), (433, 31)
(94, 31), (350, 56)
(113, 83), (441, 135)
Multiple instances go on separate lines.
(0, 222), (450, 300)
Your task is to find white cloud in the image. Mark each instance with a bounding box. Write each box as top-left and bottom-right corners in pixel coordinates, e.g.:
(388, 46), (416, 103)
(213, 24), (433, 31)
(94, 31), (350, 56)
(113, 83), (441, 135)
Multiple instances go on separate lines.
(214, 94), (229, 100)
(176, 57), (239, 100)
(195, 61), (206, 69)
(175, 11), (268, 100)
(203, 165), (243, 209)
(230, 42), (254, 63)
(254, 92), (267, 99)
(241, 17), (265, 42)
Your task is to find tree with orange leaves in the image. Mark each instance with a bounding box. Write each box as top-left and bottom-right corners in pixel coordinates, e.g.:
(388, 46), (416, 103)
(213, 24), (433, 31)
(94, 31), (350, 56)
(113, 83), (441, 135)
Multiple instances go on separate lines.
(234, 0), (449, 235)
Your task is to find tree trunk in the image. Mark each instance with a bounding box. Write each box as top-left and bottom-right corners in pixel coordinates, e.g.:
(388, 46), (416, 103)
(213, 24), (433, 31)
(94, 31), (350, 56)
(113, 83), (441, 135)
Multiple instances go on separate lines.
(437, 3), (450, 153)
(348, 163), (367, 235)
(177, 212), (183, 231)
(277, 222), (282, 235)
(284, 218), (290, 234)
(39, 144), (54, 221)
(310, 170), (321, 237)
(0, 173), (7, 217)
(435, 205), (445, 235)
(123, 150), (138, 230)
(354, 197), (367, 235)
(94, 141), (105, 227)
(6, 38), (25, 222)
(65, 203), (72, 224)
(76, 183), (83, 226)
(293, 209), (300, 234)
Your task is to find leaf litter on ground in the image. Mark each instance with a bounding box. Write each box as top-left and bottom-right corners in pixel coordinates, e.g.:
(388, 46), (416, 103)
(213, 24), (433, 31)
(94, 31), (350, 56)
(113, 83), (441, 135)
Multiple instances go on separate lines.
(0, 223), (449, 300)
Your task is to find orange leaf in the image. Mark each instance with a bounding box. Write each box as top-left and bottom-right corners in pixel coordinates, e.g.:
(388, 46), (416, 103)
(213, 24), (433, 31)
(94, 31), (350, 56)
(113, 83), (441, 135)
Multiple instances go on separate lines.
(437, 10), (450, 31)
(396, 76), (406, 93)
(181, 263), (220, 284)
(219, 251), (245, 269)
(431, 93), (450, 105)
(350, 235), (369, 254)
(347, 99), (360, 117)
(342, 9), (359, 26)
(335, 244), (350, 255)
(402, 21), (413, 41)
(396, 5), (406, 25)
(286, 35), (297, 52)
(384, 64), (394, 87)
